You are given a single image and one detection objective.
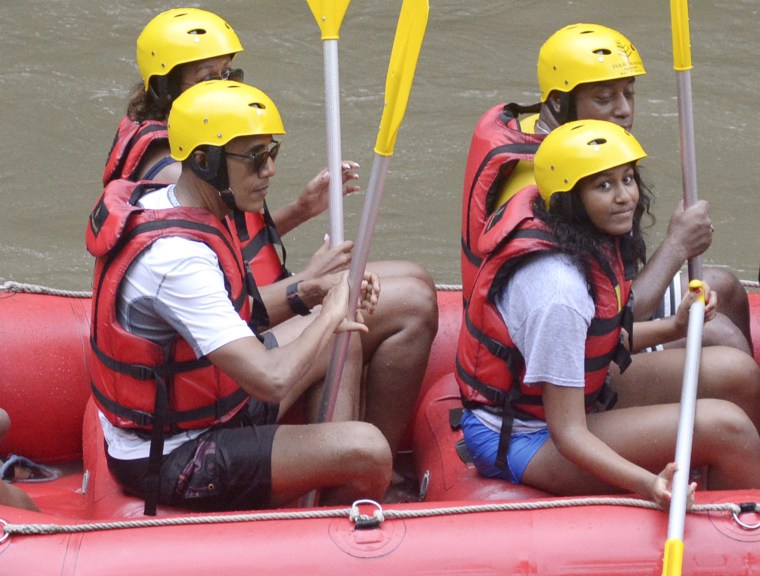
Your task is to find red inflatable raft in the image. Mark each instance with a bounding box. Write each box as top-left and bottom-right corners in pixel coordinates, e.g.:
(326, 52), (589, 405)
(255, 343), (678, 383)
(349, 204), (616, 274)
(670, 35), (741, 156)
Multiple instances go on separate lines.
(1, 286), (759, 575)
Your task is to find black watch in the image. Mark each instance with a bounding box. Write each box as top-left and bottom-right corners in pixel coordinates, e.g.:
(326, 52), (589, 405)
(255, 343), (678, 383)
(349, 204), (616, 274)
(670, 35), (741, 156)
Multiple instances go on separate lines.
(286, 281), (311, 316)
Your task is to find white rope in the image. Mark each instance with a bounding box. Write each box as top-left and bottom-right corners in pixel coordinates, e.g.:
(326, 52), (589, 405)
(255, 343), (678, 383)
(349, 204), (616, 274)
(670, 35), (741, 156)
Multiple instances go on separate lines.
(0, 281), (92, 298)
(3, 497), (752, 538)
(1, 279), (756, 296)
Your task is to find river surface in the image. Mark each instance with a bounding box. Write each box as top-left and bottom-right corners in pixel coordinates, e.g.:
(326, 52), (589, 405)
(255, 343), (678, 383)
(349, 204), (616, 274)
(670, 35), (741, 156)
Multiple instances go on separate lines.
(1, 0), (758, 291)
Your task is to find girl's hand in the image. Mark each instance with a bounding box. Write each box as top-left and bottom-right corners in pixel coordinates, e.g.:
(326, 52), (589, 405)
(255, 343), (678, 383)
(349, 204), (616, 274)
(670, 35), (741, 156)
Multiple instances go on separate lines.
(295, 162), (361, 221)
(674, 281), (718, 337)
(650, 462), (696, 510)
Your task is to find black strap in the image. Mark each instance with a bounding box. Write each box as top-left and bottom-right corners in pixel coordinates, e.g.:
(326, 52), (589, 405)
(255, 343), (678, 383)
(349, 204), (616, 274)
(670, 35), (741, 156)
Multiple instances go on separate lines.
(286, 281), (311, 316)
(449, 407), (464, 430)
(143, 373), (169, 516)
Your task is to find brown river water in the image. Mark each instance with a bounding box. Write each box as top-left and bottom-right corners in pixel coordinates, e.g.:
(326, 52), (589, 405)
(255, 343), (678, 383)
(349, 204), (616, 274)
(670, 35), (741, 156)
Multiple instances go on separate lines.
(1, 0), (758, 291)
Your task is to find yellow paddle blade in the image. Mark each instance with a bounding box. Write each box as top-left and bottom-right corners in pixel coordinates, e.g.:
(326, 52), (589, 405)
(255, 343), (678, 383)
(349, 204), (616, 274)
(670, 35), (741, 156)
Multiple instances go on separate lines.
(670, 0), (693, 71)
(306, 0), (351, 41)
(374, 0), (429, 157)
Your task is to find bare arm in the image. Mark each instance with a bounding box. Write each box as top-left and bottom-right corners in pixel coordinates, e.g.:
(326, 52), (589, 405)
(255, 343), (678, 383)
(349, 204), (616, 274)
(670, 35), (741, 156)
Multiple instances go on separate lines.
(626, 282), (717, 352)
(257, 237), (355, 326)
(542, 384), (673, 507)
(632, 199), (712, 319)
(208, 273), (368, 403)
(270, 162), (360, 235)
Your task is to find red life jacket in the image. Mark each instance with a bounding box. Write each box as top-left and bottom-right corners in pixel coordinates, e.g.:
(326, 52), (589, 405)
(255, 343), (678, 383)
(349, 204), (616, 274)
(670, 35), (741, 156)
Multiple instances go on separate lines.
(456, 187), (633, 467)
(86, 179), (251, 433)
(461, 103), (543, 299)
(102, 116), (170, 186)
(102, 116), (287, 327)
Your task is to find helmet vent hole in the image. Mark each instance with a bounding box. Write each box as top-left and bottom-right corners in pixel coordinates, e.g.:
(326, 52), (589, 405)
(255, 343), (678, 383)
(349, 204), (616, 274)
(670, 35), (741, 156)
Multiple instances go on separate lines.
(588, 138), (607, 146)
(187, 28), (207, 36)
(593, 49), (612, 56)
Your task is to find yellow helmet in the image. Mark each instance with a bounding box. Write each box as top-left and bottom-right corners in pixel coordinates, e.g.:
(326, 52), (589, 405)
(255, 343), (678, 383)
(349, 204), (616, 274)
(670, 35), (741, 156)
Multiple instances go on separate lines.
(168, 80), (286, 161)
(534, 119), (646, 203)
(537, 23), (646, 102)
(136, 8), (243, 90)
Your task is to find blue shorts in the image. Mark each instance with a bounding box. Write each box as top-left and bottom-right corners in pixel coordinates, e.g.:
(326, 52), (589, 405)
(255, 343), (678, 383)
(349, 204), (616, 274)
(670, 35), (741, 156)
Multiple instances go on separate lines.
(461, 409), (549, 484)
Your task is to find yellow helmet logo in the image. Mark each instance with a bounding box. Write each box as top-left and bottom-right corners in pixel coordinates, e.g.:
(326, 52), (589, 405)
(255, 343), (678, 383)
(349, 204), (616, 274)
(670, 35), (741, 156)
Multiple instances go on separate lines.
(537, 23), (646, 102)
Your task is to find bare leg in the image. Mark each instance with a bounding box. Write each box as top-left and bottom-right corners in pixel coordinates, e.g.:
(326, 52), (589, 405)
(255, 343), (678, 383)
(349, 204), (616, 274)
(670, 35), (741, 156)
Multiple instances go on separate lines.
(361, 263), (438, 457)
(267, 314), (364, 422)
(522, 399), (760, 495)
(611, 346), (760, 432)
(664, 268), (753, 354)
(269, 421), (392, 507)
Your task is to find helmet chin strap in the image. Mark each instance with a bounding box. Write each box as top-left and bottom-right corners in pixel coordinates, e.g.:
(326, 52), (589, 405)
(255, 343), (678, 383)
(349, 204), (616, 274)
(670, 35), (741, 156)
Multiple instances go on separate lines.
(189, 146), (232, 197)
(550, 91), (577, 126)
(218, 188), (238, 211)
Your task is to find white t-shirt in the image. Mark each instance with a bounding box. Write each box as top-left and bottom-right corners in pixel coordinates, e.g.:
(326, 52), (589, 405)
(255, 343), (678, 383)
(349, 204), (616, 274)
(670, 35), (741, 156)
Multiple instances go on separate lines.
(100, 185), (253, 460)
(472, 252), (595, 433)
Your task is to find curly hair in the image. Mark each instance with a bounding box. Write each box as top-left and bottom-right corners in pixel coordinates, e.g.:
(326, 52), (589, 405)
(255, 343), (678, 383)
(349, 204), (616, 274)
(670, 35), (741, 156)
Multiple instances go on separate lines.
(533, 168), (654, 294)
(125, 67), (184, 122)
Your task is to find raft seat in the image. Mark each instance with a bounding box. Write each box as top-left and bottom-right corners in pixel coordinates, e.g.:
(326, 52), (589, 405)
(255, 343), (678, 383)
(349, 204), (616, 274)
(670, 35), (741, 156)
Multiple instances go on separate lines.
(412, 372), (551, 502)
(82, 397), (187, 519)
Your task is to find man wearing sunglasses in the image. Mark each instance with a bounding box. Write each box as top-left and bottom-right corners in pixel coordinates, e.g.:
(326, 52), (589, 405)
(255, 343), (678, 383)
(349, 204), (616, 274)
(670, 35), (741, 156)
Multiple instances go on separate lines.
(88, 80), (392, 514)
(102, 8), (437, 499)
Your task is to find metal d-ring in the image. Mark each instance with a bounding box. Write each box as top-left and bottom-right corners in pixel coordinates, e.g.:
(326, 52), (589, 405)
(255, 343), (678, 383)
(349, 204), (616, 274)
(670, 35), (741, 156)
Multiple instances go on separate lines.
(733, 503), (760, 530)
(0, 519), (10, 545)
(349, 499), (385, 529)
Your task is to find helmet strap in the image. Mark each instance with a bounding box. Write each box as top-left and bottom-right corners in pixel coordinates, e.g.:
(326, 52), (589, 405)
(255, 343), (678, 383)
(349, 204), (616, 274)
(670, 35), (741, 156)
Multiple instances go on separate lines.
(189, 147), (232, 206)
(548, 92), (577, 126)
(148, 73), (181, 115)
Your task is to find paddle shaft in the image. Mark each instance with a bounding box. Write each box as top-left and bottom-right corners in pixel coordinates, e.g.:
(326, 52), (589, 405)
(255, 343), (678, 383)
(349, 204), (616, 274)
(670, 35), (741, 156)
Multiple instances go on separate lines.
(674, 70), (701, 281)
(671, 0), (701, 281)
(323, 39), (345, 245)
(317, 0), (428, 426)
(318, 155), (390, 422)
(662, 281), (705, 576)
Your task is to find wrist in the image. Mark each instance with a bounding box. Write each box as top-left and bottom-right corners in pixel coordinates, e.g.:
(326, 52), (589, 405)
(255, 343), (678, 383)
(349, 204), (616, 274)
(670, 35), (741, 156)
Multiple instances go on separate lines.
(286, 281), (311, 316)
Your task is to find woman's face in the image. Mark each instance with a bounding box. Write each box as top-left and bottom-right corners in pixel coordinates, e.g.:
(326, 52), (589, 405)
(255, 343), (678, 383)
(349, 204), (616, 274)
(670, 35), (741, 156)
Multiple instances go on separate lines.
(577, 162), (639, 236)
(179, 55), (236, 92)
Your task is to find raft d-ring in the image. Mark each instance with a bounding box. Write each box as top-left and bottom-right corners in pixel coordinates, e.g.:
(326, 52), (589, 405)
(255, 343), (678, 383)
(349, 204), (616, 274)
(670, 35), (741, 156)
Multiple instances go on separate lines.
(0, 519), (10, 545)
(733, 503), (760, 530)
(349, 499), (385, 528)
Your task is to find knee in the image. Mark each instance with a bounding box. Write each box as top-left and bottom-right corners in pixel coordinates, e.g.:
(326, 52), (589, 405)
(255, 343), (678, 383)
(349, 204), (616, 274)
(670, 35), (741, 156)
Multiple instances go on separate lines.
(414, 277), (439, 334)
(714, 349), (760, 393)
(702, 315), (752, 353)
(704, 267), (748, 312)
(403, 261), (436, 292)
(695, 399), (759, 447)
(385, 276), (439, 335)
(344, 422), (393, 479)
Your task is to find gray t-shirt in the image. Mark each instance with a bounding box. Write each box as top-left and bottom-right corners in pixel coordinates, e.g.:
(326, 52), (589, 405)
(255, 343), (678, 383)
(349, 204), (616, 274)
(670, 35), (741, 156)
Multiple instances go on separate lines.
(473, 251), (595, 433)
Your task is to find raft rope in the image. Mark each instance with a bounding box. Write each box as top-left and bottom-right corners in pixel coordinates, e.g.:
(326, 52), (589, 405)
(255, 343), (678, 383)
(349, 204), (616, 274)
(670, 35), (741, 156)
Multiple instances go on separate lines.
(2, 279), (758, 297)
(2, 497), (759, 541)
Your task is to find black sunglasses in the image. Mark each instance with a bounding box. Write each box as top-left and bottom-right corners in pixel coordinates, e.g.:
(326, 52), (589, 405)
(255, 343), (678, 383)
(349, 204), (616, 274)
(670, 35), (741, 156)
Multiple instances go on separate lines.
(181, 68), (245, 87)
(225, 140), (281, 174)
